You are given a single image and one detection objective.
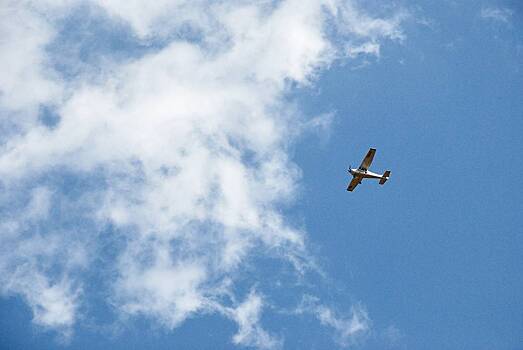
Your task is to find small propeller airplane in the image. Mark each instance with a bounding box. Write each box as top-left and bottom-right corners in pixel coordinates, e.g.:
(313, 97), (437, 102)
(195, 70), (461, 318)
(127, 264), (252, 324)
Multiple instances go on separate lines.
(347, 148), (391, 192)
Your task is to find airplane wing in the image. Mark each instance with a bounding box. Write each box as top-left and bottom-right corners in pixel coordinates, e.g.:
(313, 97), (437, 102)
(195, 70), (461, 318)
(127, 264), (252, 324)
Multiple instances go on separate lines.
(358, 148), (376, 171)
(347, 176), (362, 192)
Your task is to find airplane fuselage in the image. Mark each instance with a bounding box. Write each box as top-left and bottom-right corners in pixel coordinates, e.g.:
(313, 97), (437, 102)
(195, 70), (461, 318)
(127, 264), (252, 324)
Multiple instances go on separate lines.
(349, 168), (383, 180)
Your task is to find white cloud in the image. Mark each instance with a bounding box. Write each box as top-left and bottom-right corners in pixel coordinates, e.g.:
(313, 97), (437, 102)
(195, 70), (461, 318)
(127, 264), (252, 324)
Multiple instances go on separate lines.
(116, 252), (207, 328)
(0, 1), (62, 120)
(225, 290), (282, 349)
(335, 3), (406, 41)
(347, 41), (381, 58)
(26, 186), (53, 220)
(16, 274), (79, 332)
(0, 231), (83, 339)
(90, 0), (211, 39)
(480, 6), (513, 24)
(296, 295), (370, 347)
(0, 0), (406, 346)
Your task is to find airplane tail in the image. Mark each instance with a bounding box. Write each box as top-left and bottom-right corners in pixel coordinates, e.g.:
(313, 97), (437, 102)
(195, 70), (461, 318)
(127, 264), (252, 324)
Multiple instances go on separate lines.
(379, 170), (391, 185)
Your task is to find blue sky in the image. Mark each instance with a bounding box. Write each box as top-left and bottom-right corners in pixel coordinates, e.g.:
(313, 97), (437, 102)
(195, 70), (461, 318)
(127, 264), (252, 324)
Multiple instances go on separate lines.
(0, 1), (522, 350)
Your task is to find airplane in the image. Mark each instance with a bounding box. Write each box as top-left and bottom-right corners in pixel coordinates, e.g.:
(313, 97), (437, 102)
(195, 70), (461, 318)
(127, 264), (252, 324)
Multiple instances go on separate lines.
(347, 148), (390, 192)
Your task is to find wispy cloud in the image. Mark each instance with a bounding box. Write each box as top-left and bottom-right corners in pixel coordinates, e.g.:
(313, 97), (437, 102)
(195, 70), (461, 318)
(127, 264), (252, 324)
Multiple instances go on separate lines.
(0, 0), (406, 346)
(296, 295), (370, 347)
(226, 290), (282, 349)
(480, 6), (513, 24)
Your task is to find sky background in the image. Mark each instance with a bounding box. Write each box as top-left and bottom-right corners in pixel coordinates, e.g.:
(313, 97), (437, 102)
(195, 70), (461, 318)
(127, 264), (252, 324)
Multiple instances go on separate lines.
(0, 1), (522, 350)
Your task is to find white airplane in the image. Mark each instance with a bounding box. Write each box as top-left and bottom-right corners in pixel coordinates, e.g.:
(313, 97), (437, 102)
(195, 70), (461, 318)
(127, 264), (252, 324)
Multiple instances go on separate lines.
(347, 148), (390, 192)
